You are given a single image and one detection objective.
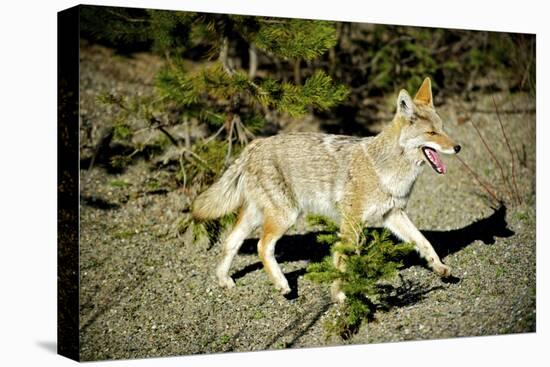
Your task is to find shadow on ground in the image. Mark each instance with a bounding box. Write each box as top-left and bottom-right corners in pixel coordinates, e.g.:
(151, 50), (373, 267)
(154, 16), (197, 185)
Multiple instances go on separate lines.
(426, 205), (514, 256)
(81, 195), (120, 210)
(36, 341), (57, 354)
(234, 205), (514, 294)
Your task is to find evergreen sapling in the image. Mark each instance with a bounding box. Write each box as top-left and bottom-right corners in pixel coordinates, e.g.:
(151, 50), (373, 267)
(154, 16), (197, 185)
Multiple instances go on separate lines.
(305, 215), (414, 339)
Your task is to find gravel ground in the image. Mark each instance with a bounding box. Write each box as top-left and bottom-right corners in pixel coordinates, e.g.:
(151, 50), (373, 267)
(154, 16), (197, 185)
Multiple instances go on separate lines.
(78, 44), (536, 361)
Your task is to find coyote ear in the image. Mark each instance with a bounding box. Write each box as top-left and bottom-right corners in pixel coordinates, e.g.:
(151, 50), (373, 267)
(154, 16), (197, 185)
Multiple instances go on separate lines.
(414, 77), (433, 107)
(397, 89), (415, 120)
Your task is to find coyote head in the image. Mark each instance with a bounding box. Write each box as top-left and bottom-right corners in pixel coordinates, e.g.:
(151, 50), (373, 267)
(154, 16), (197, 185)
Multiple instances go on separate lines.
(395, 77), (461, 174)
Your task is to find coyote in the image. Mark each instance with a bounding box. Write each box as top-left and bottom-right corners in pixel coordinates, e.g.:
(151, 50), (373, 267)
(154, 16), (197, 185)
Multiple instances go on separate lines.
(192, 78), (461, 301)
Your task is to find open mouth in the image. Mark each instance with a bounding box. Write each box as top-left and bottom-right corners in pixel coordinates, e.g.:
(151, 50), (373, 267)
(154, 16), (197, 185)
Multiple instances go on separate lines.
(422, 147), (446, 174)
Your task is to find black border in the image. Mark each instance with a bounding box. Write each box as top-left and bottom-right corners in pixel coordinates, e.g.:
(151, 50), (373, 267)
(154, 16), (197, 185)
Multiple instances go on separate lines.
(57, 5), (80, 361)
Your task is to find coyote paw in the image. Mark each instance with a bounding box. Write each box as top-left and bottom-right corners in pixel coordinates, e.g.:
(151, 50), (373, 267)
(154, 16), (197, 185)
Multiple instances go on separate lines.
(330, 281), (347, 303)
(433, 263), (451, 278)
(218, 275), (236, 289)
(273, 279), (291, 296)
(332, 291), (347, 303)
(278, 284), (291, 295)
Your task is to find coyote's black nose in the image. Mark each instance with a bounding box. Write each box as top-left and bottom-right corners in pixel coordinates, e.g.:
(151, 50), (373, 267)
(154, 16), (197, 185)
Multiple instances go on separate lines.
(454, 145), (461, 153)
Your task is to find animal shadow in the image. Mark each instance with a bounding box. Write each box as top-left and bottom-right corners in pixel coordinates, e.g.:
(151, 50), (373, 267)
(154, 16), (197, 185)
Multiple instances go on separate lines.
(423, 205), (514, 258)
(234, 205), (514, 294)
(80, 195), (120, 210)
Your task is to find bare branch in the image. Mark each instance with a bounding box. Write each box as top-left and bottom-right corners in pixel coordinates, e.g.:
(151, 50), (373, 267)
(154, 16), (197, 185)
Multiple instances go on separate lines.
(157, 125), (179, 147)
(183, 117), (191, 151)
(492, 96), (522, 205)
(180, 148), (215, 173)
(470, 107), (535, 114)
(105, 9), (148, 23)
(293, 59), (301, 84)
(179, 150), (188, 188)
(456, 155), (501, 205)
(219, 37), (234, 75)
(203, 125), (226, 145)
(469, 119), (514, 202)
(248, 43), (258, 79)
(225, 114), (236, 166)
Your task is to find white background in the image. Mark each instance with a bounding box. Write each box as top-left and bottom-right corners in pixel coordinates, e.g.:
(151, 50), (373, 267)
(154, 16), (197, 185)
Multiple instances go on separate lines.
(0, 0), (547, 366)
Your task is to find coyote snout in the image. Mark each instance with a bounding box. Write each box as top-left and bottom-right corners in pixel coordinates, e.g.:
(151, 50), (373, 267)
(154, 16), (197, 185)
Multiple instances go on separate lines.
(192, 77), (460, 301)
(421, 143), (460, 175)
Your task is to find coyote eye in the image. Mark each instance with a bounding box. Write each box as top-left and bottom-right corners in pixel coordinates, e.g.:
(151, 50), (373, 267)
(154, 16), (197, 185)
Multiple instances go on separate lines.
(426, 131), (437, 136)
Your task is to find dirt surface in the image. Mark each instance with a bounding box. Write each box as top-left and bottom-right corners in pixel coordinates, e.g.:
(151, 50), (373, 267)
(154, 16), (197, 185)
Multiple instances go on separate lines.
(78, 43), (536, 361)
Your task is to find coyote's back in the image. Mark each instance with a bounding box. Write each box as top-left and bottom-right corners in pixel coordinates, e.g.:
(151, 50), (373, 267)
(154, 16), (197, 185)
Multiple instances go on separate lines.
(192, 132), (366, 222)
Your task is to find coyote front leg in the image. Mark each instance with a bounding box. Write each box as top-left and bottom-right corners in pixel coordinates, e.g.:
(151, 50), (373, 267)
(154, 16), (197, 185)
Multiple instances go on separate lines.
(384, 209), (451, 277)
(330, 207), (364, 303)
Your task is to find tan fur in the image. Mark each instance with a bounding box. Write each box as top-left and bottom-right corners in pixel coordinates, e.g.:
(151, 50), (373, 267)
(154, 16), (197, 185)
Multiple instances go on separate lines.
(193, 78), (460, 300)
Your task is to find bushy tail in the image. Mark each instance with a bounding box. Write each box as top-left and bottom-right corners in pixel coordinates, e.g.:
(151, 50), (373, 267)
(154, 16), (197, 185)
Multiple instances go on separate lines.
(191, 158), (246, 220)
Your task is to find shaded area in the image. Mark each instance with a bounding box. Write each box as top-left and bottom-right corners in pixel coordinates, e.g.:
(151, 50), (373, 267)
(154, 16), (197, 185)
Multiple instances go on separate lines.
(80, 195), (120, 210)
(283, 269), (307, 300)
(265, 298), (332, 349)
(239, 231), (332, 263)
(80, 140), (165, 174)
(234, 206), (513, 293)
(80, 283), (126, 334)
(377, 277), (444, 311)
(217, 206), (514, 341)
(36, 341), (57, 355)
(319, 104), (380, 136)
(425, 205), (514, 257)
(80, 267), (150, 335)
(395, 205), (515, 281)
(235, 232), (332, 298)
(338, 278), (444, 339)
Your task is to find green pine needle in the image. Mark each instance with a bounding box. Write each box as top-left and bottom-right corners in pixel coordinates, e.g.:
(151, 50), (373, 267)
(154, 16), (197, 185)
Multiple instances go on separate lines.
(254, 19), (338, 61)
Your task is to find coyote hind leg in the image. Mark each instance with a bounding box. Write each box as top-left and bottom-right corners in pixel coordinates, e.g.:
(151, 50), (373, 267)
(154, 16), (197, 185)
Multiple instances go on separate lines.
(257, 209), (298, 295)
(216, 205), (261, 289)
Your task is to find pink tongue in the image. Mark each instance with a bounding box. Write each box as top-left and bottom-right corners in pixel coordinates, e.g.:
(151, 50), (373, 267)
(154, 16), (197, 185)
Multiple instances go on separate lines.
(426, 148), (446, 174)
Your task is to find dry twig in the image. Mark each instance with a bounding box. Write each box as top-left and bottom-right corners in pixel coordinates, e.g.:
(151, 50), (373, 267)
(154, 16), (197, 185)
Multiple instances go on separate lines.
(456, 155), (501, 205)
(492, 96), (522, 205)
